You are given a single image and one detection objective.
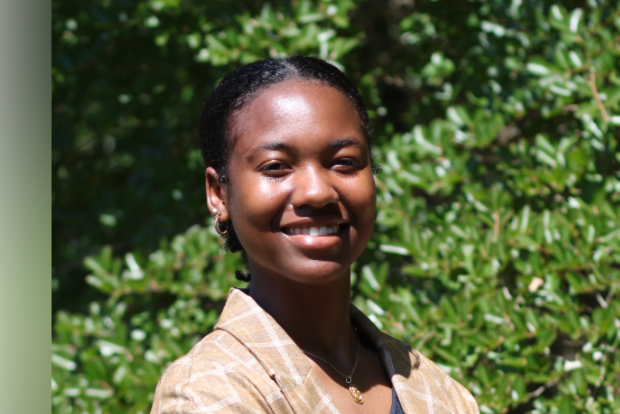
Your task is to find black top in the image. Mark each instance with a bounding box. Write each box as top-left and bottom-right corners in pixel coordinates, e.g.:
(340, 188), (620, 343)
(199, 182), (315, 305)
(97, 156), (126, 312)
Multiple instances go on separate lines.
(390, 387), (404, 414)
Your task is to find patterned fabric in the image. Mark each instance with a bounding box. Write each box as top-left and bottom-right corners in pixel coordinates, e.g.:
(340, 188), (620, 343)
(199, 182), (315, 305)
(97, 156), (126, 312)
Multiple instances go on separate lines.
(150, 288), (479, 414)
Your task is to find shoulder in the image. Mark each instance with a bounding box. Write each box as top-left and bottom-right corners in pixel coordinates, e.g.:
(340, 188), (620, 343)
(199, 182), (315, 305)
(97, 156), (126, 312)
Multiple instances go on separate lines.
(414, 351), (479, 413)
(351, 306), (479, 412)
(150, 330), (282, 414)
(380, 334), (479, 414)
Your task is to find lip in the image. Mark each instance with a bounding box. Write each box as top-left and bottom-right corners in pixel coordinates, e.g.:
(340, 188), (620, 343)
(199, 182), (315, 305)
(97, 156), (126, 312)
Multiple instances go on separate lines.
(279, 220), (349, 250)
(282, 224), (340, 236)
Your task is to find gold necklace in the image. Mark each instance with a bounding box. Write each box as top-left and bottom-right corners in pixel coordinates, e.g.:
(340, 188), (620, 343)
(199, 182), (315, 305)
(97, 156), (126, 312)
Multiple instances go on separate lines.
(301, 331), (364, 404)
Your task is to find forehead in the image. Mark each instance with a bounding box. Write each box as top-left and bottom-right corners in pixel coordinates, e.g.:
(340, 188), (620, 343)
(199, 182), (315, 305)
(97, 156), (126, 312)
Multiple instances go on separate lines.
(231, 81), (365, 152)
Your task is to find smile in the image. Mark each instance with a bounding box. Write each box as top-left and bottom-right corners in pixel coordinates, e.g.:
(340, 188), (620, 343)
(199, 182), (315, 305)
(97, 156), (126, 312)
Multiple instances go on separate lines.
(281, 225), (340, 236)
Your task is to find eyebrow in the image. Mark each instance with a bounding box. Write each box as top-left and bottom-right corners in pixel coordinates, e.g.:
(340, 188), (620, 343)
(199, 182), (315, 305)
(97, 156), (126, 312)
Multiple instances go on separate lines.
(328, 138), (360, 149)
(255, 137), (361, 153)
(257, 142), (292, 152)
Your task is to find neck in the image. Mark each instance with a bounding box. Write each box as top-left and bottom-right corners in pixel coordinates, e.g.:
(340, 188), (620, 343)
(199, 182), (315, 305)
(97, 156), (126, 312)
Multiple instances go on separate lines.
(248, 267), (356, 362)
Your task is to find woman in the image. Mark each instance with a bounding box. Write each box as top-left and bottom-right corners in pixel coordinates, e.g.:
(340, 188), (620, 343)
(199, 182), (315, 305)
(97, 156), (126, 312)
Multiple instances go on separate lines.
(150, 57), (478, 414)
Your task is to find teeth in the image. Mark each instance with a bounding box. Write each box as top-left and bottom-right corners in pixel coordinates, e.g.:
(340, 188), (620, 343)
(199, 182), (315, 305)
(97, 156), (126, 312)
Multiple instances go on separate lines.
(284, 225), (340, 236)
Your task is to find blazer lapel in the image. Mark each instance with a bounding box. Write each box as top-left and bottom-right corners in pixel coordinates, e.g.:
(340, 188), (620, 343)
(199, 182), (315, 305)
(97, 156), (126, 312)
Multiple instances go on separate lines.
(215, 288), (341, 414)
(352, 306), (477, 414)
(215, 289), (476, 414)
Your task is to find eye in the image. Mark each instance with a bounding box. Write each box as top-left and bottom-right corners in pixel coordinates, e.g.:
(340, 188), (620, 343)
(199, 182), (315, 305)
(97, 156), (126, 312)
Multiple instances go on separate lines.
(332, 158), (362, 171)
(259, 161), (291, 177)
(261, 162), (285, 171)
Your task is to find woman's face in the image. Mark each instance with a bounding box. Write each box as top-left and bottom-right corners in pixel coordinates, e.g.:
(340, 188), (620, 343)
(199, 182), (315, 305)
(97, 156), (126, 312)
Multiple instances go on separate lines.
(208, 81), (376, 285)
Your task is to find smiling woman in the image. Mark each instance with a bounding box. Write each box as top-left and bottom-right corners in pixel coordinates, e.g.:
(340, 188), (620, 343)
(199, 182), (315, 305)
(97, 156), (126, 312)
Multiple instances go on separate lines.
(150, 57), (479, 414)
(214, 81), (376, 287)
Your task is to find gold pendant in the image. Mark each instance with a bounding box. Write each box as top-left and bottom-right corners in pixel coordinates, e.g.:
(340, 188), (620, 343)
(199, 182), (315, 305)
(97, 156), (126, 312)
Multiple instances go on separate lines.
(349, 385), (363, 404)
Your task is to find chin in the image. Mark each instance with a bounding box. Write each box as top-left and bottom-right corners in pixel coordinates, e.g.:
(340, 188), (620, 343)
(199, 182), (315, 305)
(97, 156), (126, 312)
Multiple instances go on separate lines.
(291, 271), (346, 286)
(261, 259), (351, 286)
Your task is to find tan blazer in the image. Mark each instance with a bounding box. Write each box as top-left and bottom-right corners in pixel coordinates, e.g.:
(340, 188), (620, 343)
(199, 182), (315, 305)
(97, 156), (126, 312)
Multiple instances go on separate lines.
(151, 288), (479, 414)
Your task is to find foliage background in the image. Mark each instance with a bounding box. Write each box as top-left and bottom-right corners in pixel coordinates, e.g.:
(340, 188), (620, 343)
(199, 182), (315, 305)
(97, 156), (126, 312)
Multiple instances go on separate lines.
(52, 0), (620, 413)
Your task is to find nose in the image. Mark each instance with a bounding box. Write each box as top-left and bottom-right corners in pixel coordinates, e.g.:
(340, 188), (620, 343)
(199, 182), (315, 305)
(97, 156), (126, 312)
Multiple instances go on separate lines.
(291, 165), (338, 209)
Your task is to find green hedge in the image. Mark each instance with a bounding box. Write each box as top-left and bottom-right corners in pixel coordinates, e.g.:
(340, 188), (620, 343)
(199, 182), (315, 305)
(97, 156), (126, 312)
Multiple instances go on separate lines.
(52, 1), (620, 413)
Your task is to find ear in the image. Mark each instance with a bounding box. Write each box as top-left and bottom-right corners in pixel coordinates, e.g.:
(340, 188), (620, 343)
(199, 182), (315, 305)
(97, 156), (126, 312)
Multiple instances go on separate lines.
(205, 167), (230, 221)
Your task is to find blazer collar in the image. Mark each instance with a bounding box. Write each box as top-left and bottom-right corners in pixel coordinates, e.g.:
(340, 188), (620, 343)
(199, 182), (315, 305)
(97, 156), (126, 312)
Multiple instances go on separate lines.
(214, 287), (312, 387)
(350, 306), (421, 380)
(214, 288), (419, 388)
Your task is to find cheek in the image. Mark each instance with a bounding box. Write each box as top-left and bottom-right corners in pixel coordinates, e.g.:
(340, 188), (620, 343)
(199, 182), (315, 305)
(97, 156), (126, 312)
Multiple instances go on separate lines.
(359, 193), (377, 231)
(228, 175), (289, 232)
(344, 175), (376, 228)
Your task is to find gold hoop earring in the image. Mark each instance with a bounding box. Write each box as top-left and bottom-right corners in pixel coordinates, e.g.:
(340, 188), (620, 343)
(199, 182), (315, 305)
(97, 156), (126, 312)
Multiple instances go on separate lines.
(214, 215), (228, 235)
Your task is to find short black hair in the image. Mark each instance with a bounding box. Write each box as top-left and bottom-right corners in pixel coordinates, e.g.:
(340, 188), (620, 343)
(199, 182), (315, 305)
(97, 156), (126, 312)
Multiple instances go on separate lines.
(199, 56), (377, 281)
